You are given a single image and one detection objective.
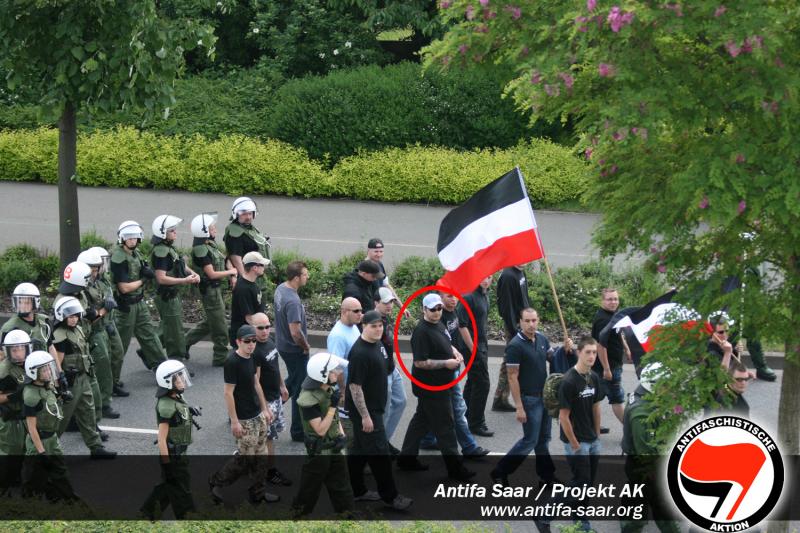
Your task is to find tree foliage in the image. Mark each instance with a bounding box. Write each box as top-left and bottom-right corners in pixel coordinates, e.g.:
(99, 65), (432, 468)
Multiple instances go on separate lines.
(424, 0), (800, 452)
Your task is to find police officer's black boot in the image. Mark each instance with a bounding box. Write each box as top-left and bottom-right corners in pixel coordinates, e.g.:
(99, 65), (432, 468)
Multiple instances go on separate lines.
(90, 446), (117, 459)
(102, 405), (120, 419)
(112, 382), (130, 397)
(747, 338), (776, 381)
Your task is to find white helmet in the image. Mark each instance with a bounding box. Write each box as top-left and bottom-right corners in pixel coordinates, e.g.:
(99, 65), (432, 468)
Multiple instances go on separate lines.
(639, 362), (667, 393)
(11, 283), (40, 313)
(53, 296), (85, 322)
(190, 212), (218, 238)
(152, 214), (183, 239)
(25, 350), (57, 382)
(306, 352), (348, 384)
(60, 261), (92, 293)
(77, 248), (103, 267)
(118, 220), (144, 243)
(156, 359), (192, 391)
(89, 246), (111, 273)
(231, 197), (257, 219)
(3, 329), (32, 365)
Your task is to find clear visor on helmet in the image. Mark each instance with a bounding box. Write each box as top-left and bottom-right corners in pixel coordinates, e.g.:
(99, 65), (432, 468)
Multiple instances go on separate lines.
(100, 255), (110, 274)
(12, 295), (38, 314)
(35, 361), (58, 383)
(167, 368), (192, 391)
(59, 302), (84, 319)
(4, 342), (31, 365)
(120, 229), (143, 240)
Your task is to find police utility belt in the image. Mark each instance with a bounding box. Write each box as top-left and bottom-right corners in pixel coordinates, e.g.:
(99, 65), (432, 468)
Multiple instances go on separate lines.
(198, 279), (221, 293)
(157, 286), (179, 300)
(62, 353), (93, 376)
(117, 292), (144, 308)
(167, 442), (188, 456)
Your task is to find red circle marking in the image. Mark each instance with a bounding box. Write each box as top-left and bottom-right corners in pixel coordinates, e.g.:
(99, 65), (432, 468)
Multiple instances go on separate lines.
(393, 285), (478, 392)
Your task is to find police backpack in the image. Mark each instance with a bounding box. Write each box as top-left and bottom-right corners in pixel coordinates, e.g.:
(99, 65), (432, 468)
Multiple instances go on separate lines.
(543, 372), (564, 418)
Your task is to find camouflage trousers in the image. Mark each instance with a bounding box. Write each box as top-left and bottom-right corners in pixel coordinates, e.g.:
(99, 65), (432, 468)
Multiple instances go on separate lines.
(210, 414), (270, 497)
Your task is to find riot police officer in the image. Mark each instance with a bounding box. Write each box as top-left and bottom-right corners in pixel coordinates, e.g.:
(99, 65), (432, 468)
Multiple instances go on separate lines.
(89, 246), (128, 398)
(292, 352), (354, 517)
(1, 283), (56, 358)
(224, 197), (271, 305)
(52, 297), (116, 459)
(185, 213), (237, 367)
(21, 350), (80, 502)
(150, 215), (200, 367)
(0, 330), (33, 492)
(110, 220), (167, 373)
(141, 359), (197, 520)
(77, 249), (119, 420)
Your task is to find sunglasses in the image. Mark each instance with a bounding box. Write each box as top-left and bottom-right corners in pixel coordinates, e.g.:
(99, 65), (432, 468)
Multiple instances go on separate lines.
(350, 309), (363, 314)
(427, 306), (444, 312)
(734, 377), (752, 383)
(256, 325), (271, 330)
(240, 338), (257, 344)
(715, 330), (728, 335)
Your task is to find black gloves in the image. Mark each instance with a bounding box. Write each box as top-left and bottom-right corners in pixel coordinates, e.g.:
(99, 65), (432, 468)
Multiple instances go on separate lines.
(329, 387), (341, 409)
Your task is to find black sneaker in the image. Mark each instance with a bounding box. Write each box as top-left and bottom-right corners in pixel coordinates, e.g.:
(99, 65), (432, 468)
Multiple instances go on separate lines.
(463, 446), (491, 459)
(471, 426), (494, 437)
(491, 399), (516, 412)
(267, 468), (292, 487)
(397, 458), (429, 472)
(248, 491), (280, 504)
(90, 446), (117, 459)
(600, 426), (610, 434)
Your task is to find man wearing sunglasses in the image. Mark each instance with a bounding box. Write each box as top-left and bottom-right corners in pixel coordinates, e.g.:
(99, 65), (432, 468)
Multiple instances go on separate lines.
(707, 318), (735, 371)
(229, 252), (269, 348)
(209, 325), (278, 505)
(327, 297), (364, 444)
(252, 313), (291, 488)
(397, 293), (475, 481)
(705, 361), (752, 418)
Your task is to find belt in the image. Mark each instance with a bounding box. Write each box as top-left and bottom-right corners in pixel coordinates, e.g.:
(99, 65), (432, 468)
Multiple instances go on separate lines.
(38, 430), (55, 439)
(168, 443), (188, 455)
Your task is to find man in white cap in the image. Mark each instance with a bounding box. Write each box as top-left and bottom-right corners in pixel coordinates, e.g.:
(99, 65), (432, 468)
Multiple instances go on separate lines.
(397, 293), (475, 481)
(229, 251), (269, 347)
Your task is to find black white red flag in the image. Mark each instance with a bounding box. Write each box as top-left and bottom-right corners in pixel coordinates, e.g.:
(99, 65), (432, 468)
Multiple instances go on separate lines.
(436, 168), (543, 294)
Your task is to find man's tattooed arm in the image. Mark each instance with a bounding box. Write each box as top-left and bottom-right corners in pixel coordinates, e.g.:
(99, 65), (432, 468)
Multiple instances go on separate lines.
(348, 383), (370, 419)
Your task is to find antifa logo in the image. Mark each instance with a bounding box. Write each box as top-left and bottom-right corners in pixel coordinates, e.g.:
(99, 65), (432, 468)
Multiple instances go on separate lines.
(667, 416), (784, 531)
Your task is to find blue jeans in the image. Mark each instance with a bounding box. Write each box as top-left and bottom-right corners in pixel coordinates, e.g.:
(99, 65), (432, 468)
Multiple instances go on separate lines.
(280, 350), (308, 440)
(419, 382), (479, 454)
(383, 368), (407, 442)
(563, 439), (601, 487)
(493, 395), (555, 479)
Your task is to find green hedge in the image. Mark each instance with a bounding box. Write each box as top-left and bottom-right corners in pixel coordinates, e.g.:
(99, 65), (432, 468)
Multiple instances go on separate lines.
(266, 62), (568, 163)
(0, 127), (587, 207)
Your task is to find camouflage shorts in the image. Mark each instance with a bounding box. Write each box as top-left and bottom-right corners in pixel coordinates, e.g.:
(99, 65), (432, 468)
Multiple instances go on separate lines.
(236, 414), (268, 455)
(266, 399), (285, 441)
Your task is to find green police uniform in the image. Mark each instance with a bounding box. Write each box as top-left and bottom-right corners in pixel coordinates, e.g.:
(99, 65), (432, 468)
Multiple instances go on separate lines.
(0, 359), (27, 491)
(0, 314), (52, 351)
(185, 238), (229, 366)
(84, 277), (116, 411)
(99, 273), (126, 385)
(21, 382), (79, 501)
(52, 323), (103, 451)
(141, 393), (195, 519)
(292, 385), (354, 516)
(151, 240), (188, 361)
(110, 243), (167, 372)
(620, 393), (679, 533)
(223, 221), (271, 305)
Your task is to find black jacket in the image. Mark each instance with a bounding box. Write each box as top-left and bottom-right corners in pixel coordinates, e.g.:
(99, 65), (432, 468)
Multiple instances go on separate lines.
(342, 270), (376, 313)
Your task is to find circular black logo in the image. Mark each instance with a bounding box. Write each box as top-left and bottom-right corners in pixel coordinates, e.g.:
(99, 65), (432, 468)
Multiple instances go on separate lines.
(667, 416), (783, 531)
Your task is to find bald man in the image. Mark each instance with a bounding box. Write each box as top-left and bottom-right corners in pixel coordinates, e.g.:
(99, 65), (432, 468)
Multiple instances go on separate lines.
(327, 297), (364, 444)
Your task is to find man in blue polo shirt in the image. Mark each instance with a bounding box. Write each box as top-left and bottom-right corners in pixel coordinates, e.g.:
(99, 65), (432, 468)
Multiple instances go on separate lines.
(491, 307), (565, 486)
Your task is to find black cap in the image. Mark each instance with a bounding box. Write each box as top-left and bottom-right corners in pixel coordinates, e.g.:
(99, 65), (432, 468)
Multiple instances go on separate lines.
(367, 238), (384, 249)
(236, 324), (257, 339)
(362, 310), (383, 325)
(357, 259), (385, 279)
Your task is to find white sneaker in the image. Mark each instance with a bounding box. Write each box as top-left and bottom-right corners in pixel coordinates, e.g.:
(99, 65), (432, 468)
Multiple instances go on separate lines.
(388, 494), (413, 510)
(354, 490), (381, 502)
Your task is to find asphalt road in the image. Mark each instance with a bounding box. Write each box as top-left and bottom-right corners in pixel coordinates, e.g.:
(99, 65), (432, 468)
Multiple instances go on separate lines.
(0, 181), (602, 268)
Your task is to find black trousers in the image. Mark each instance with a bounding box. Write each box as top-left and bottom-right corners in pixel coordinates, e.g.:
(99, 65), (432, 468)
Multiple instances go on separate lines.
(141, 455), (195, 519)
(292, 453), (354, 517)
(464, 348), (490, 429)
(399, 393), (463, 475)
(348, 412), (398, 503)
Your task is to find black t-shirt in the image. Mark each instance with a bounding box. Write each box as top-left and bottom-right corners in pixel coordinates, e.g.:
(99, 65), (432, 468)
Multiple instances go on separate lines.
(458, 288), (489, 350)
(410, 319), (453, 397)
(152, 253), (174, 272)
(223, 350), (261, 420)
(558, 367), (604, 443)
(254, 338), (281, 401)
(345, 337), (388, 416)
(591, 307), (624, 370)
(380, 315), (395, 374)
(109, 260), (130, 283)
(371, 260), (388, 292)
(496, 267), (530, 335)
(230, 277), (264, 334)
(223, 223), (259, 257)
(505, 331), (550, 395)
(440, 308), (465, 355)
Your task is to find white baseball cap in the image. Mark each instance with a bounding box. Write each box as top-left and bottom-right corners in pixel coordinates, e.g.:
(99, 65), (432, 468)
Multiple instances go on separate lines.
(422, 293), (443, 309)
(376, 287), (395, 304)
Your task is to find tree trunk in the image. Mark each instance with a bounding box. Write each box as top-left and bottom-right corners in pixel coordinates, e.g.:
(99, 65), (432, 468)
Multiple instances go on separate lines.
(58, 102), (80, 267)
(778, 254), (800, 455)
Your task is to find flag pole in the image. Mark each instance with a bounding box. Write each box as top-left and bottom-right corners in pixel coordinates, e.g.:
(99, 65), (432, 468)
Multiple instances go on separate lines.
(542, 255), (569, 343)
